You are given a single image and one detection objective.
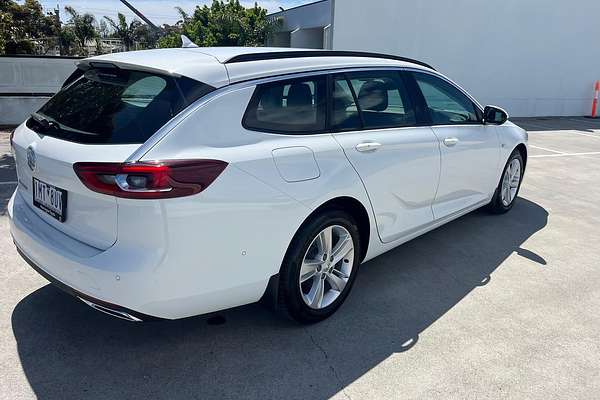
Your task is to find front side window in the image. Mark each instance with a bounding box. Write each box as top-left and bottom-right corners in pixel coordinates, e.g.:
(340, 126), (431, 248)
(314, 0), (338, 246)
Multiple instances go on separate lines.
(412, 72), (481, 125)
(28, 68), (213, 144)
(346, 71), (416, 130)
(243, 76), (327, 134)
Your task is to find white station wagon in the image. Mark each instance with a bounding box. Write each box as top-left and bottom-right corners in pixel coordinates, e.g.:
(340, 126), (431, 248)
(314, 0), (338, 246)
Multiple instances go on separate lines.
(9, 46), (527, 323)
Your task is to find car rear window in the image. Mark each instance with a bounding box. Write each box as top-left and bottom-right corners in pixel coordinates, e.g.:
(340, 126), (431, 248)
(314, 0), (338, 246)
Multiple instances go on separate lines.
(27, 68), (214, 144)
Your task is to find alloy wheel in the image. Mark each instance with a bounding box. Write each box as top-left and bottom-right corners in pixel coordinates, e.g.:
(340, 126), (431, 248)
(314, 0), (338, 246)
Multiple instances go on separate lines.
(501, 158), (521, 206)
(298, 225), (355, 309)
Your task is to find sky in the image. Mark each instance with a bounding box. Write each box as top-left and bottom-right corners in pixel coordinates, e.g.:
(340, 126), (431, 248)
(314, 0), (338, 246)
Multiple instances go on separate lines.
(36, 0), (313, 25)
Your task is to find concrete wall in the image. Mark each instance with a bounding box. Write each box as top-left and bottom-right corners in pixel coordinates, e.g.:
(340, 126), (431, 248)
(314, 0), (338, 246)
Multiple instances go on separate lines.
(290, 27), (324, 49)
(268, 0), (331, 49)
(0, 56), (77, 125)
(332, 0), (600, 117)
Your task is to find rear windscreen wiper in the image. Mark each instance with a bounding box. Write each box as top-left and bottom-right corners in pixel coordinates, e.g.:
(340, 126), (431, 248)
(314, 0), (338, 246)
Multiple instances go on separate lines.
(30, 112), (99, 137)
(30, 112), (58, 131)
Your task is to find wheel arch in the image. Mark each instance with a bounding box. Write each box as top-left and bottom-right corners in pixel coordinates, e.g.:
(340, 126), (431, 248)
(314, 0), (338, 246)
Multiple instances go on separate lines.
(515, 143), (528, 169)
(305, 196), (371, 263)
(260, 195), (371, 310)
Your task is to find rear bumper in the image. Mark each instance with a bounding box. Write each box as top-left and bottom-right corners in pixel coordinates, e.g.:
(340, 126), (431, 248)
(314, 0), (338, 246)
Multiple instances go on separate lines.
(9, 188), (172, 319)
(8, 186), (278, 320)
(15, 246), (159, 322)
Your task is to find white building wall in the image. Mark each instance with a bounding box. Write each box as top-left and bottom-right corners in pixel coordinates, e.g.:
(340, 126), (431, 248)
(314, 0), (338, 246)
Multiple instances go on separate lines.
(268, 0), (331, 49)
(290, 27), (325, 49)
(332, 0), (600, 117)
(0, 56), (77, 125)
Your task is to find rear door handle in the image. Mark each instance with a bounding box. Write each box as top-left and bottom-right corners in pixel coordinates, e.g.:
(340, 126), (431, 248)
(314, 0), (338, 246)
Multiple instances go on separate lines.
(355, 142), (382, 152)
(443, 137), (459, 147)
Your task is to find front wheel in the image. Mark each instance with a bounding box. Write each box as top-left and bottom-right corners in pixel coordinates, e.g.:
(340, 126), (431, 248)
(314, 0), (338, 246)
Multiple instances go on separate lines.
(488, 150), (524, 214)
(278, 211), (361, 324)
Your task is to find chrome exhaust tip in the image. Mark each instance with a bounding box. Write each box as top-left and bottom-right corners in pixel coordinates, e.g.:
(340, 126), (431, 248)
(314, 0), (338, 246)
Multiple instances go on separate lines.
(78, 297), (143, 322)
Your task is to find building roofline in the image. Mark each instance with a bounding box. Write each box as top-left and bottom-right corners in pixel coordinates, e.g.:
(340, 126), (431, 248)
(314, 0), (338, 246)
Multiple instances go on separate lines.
(267, 0), (329, 17)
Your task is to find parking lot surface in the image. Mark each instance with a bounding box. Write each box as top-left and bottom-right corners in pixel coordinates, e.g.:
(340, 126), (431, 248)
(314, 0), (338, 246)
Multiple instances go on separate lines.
(1, 117), (599, 400)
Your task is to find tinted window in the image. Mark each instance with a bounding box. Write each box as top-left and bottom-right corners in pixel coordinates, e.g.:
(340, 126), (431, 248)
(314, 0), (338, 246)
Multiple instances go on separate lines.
(331, 75), (361, 131)
(412, 72), (480, 125)
(28, 68), (213, 144)
(346, 71), (416, 129)
(243, 76), (326, 134)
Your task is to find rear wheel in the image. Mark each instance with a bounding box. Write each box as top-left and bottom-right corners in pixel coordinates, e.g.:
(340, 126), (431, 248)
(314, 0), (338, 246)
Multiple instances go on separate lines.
(488, 150), (524, 213)
(278, 211), (361, 323)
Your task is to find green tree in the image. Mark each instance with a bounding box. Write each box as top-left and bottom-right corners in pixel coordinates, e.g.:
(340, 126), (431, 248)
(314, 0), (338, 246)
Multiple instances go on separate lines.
(63, 5), (97, 55)
(58, 25), (77, 55)
(0, 0), (59, 54)
(158, 0), (278, 49)
(104, 13), (142, 51)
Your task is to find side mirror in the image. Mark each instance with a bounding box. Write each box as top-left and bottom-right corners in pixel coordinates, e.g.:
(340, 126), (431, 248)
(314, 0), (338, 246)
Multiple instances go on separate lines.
(483, 105), (509, 125)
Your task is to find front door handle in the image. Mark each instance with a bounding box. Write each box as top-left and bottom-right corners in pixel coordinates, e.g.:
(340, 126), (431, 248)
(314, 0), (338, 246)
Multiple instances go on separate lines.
(443, 137), (459, 147)
(355, 142), (382, 152)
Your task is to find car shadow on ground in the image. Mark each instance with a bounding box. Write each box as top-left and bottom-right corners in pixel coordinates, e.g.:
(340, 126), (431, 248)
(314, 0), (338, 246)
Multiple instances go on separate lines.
(512, 116), (600, 132)
(11, 198), (548, 400)
(0, 153), (17, 215)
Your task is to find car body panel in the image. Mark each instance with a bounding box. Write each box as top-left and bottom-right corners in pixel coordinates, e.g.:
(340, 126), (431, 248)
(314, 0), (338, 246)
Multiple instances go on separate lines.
(333, 126), (441, 243)
(430, 124), (501, 219)
(11, 123), (140, 250)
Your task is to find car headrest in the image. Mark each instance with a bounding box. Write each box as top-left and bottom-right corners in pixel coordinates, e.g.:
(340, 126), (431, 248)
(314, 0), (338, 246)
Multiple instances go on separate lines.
(287, 83), (313, 108)
(260, 85), (284, 111)
(357, 80), (388, 111)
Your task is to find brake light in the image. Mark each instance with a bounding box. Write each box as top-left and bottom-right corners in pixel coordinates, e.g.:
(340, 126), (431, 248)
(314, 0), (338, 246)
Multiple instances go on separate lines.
(73, 160), (228, 199)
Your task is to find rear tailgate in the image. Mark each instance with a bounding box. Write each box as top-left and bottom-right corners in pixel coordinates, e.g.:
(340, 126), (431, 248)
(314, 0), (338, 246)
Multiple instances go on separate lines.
(13, 123), (139, 250)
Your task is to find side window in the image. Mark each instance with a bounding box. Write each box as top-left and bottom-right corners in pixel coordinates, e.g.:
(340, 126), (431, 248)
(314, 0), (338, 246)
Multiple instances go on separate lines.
(331, 75), (361, 131)
(346, 71), (416, 130)
(412, 72), (481, 125)
(243, 76), (326, 134)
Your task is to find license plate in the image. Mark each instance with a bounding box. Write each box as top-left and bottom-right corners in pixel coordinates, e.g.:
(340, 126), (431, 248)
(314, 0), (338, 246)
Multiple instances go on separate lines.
(33, 177), (68, 222)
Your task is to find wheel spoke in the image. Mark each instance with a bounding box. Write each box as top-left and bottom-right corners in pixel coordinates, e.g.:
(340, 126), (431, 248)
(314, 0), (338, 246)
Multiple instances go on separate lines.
(308, 276), (325, 308)
(300, 259), (320, 283)
(331, 235), (353, 265)
(326, 272), (347, 292)
(317, 227), (333, 256)
(502, 181), (510, 205)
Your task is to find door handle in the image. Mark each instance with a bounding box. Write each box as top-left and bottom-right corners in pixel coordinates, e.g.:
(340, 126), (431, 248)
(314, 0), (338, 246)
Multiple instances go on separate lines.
(355, 142), (382, 152)
(443, 137), (459, 147)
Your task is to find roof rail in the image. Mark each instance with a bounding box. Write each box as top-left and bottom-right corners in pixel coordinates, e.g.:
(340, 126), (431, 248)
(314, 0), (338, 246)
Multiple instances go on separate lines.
(224, 50), (435, 70)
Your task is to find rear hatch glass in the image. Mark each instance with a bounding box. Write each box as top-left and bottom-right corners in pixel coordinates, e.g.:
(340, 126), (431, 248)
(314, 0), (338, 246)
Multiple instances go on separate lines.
(27, 67), (214, 144)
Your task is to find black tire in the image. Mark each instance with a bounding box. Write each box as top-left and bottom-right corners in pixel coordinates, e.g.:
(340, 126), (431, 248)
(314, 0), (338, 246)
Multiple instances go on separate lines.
(488, 150), (524, 214)
(278, 210), (361, 324)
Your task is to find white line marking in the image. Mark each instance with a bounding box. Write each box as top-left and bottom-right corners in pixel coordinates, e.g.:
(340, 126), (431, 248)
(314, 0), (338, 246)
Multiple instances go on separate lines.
(565, 130), (600, 139)
(0, 181), (17, 185)
(529, 145), (564, 154)
(530, 151), (600, 158)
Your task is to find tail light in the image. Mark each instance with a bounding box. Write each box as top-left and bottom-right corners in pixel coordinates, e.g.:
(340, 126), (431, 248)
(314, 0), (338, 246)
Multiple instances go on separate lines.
(73, 160), (228, 199)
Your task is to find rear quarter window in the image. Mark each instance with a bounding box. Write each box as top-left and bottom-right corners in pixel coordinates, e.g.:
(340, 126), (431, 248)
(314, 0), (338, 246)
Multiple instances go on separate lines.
(243, 76), (327, 134)
(27, 68), (214, 144)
